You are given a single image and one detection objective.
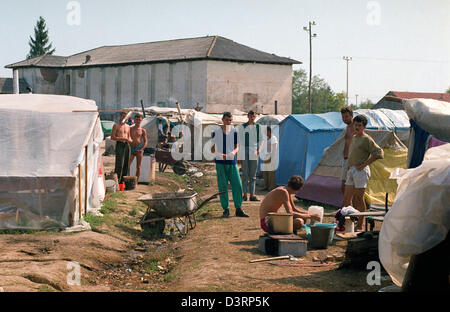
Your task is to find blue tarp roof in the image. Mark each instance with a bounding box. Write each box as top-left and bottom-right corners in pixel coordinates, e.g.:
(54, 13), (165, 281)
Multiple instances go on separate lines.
(286, 114), (345, 132)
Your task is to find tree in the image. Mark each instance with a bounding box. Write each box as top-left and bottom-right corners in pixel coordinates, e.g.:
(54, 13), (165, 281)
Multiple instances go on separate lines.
(27, 16), (55, 59)
(358, 99), (374, 109)
(446, 86), (450, 94)
(292, 69), (345, 114)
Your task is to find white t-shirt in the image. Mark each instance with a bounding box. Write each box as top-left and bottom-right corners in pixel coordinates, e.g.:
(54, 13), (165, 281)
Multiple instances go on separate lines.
(260, 135), (279, 171)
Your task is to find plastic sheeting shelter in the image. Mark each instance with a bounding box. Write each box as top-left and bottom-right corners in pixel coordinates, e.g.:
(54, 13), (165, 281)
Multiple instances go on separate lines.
(276, 109), (410, 185)
(403, 98), (450, 168)
(379, 143), (450, 287)
(0, 94), (104, 230)
(296, 130), (407, 207)
(379, 98), (450, 287)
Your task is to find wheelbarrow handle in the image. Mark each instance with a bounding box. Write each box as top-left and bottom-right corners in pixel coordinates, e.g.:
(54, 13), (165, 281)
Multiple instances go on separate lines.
(195, 191), (226, 211)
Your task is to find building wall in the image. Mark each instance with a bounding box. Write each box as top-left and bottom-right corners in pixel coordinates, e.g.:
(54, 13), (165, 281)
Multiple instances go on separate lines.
(205, 61), (293, 114)
(16, 59), (292, 114)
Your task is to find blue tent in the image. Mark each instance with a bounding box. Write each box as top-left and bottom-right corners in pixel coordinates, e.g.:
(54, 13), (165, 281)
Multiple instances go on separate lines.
(275, 109), (411, 185)
(276, 114), (345, 184)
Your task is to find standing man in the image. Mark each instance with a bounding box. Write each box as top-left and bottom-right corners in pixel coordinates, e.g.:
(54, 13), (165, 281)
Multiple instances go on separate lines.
(343, 115), (384, 231)
(340, 107), (355, 197)
(260, 126), (279, 191)
(211, 112), (249, 218)
(111, 111), (132, 183)
(130, 113), (148, 182)
(240, 111), (262, 202)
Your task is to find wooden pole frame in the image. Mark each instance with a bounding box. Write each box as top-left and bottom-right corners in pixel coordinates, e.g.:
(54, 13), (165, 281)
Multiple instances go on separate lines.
(78, 163), (82, 220)
(84, 145), (88, 216)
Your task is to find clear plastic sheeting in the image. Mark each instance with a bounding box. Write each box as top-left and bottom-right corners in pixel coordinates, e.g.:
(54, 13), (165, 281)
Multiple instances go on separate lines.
(402, 98), (450, 143)
(0, 94), (104, 229)
(379, 143), (450, 286)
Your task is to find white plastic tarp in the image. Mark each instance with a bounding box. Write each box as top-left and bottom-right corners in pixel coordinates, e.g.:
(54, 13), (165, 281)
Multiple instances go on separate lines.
(402, 98), (450, 142)
(379, 143), (450, 286)
(0, 94), (103, 229)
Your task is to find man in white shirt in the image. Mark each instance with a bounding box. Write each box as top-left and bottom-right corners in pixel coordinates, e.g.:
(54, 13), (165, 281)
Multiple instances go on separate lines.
(260, 126), (279, 191)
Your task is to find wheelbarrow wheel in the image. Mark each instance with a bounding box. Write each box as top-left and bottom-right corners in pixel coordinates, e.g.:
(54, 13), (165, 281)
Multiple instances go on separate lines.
(173, 161), (187, 175)
(140, 212), (166, 235)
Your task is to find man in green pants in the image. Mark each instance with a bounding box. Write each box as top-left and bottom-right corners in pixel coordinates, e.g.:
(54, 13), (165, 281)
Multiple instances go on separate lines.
(211, 112), (249, 218)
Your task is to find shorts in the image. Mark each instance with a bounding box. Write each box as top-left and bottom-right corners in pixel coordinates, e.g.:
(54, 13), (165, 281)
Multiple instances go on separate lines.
(345, 165), (370, 188)
(131, 142), (144, 155)
(341, 158), (349, 181)
(260, 217), (270, 233)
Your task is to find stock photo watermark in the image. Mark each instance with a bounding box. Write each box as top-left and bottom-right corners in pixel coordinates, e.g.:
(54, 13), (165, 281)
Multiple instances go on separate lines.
(366, 1), (381, 26)
(67, 1), (81, 26)
(366, 261), (381, 286)
(168, 123), (280, 169)
(66, 261), (81, 286)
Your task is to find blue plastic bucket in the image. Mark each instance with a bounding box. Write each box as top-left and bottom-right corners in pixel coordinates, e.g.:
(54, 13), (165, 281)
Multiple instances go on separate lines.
(304, 223), (337, 246)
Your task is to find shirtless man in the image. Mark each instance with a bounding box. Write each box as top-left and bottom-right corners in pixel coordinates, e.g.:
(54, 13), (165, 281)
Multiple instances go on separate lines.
(259, 176), (321, 233)
(340, 107), (355, 196)
(129, 113), (148, 182)
(111, 111), (132, 183)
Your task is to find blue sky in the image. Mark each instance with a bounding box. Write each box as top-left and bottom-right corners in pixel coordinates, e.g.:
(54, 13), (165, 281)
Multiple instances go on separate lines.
(1, 0), (449, 104)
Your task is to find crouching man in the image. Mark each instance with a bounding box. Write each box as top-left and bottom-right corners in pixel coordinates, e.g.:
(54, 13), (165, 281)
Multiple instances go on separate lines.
(259, 175), (321, 233)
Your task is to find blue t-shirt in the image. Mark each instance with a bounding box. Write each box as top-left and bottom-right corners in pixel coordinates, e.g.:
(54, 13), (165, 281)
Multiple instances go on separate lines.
(211, 127), (239, 165)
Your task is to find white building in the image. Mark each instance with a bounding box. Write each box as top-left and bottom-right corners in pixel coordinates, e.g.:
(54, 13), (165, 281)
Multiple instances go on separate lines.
(6, 36), (300, 116)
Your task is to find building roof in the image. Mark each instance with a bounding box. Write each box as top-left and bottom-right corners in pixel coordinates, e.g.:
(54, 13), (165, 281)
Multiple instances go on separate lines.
(0, 78), (30, 94)
(5, 36), (301, 69)
(374, 91), (450, 110)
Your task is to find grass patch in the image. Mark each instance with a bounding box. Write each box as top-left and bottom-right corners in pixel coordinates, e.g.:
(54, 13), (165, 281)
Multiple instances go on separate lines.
(129, 207), (139, 216)
(100, 200), (118, 214)
(84, 214), (105, 230)
(38, 285), (56, 292)
(163, 272), (175, 282)
(294, 198), (338, 212)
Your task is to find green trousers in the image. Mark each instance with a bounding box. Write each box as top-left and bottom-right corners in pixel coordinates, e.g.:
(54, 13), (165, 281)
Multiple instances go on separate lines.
(215, 163), (243, 211)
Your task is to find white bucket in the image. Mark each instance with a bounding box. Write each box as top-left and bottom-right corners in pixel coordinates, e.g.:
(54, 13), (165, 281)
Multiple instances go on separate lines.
(105, 180), (117, 193)
(308, 206), (324, 225)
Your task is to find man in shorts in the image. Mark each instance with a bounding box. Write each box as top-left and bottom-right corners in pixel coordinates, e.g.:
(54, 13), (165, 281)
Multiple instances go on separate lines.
(259, 176), (321, 233)
(130, 113), (147, 182)
(340, 106), (355, 197)
(343, 115), (384, 231)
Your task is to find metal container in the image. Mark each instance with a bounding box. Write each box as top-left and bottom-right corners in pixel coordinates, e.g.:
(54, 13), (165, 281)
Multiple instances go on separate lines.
(138, 191), (198, 218)
(267, 212), (293, 234)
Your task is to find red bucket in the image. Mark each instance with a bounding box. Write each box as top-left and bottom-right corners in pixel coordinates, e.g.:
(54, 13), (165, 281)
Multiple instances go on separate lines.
(118, 183), (125, 191)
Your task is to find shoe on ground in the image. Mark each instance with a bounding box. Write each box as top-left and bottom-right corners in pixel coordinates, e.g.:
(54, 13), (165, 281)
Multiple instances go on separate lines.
(235, 209), (250, 218)
(249, 196), (259, 202)
(242, 195), (248, 201)
(222, 210), (230, 218)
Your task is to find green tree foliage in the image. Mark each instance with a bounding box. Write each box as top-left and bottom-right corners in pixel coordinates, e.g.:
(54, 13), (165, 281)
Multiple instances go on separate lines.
(27, 16), (56, 59)
(446, 86), (450, 94)
(292, 69), (346, 114)
(358, 99), (374, 109)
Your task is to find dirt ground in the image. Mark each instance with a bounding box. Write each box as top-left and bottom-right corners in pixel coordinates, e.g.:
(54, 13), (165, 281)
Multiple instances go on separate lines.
(0, 144), (393, 292)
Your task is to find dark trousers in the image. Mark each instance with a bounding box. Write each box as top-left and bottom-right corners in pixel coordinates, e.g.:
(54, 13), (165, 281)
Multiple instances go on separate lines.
(115, 141), (131, 183)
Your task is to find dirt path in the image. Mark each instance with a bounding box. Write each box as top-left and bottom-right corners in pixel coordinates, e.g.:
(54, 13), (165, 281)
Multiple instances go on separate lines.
(0, 148), (392, 292)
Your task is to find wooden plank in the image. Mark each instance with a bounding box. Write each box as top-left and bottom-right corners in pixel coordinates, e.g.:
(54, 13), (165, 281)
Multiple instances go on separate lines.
(345, 211), (385, 217)
(266, 234), (303, 240)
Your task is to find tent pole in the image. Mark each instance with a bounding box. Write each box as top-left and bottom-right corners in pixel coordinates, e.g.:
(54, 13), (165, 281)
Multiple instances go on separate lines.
(85, 145), (88, 216)
(78, 164), (82, 221)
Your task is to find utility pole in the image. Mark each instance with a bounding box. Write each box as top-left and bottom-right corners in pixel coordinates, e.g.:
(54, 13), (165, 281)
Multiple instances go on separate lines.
(343, 56), (352, 106)
(355, 94), (359, 107)
(303, 21), (317, 113)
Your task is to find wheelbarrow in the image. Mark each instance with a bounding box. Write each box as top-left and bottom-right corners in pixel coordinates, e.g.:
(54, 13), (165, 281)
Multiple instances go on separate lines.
(137, 190), (224, 235)
(154, 147), (189, 175)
